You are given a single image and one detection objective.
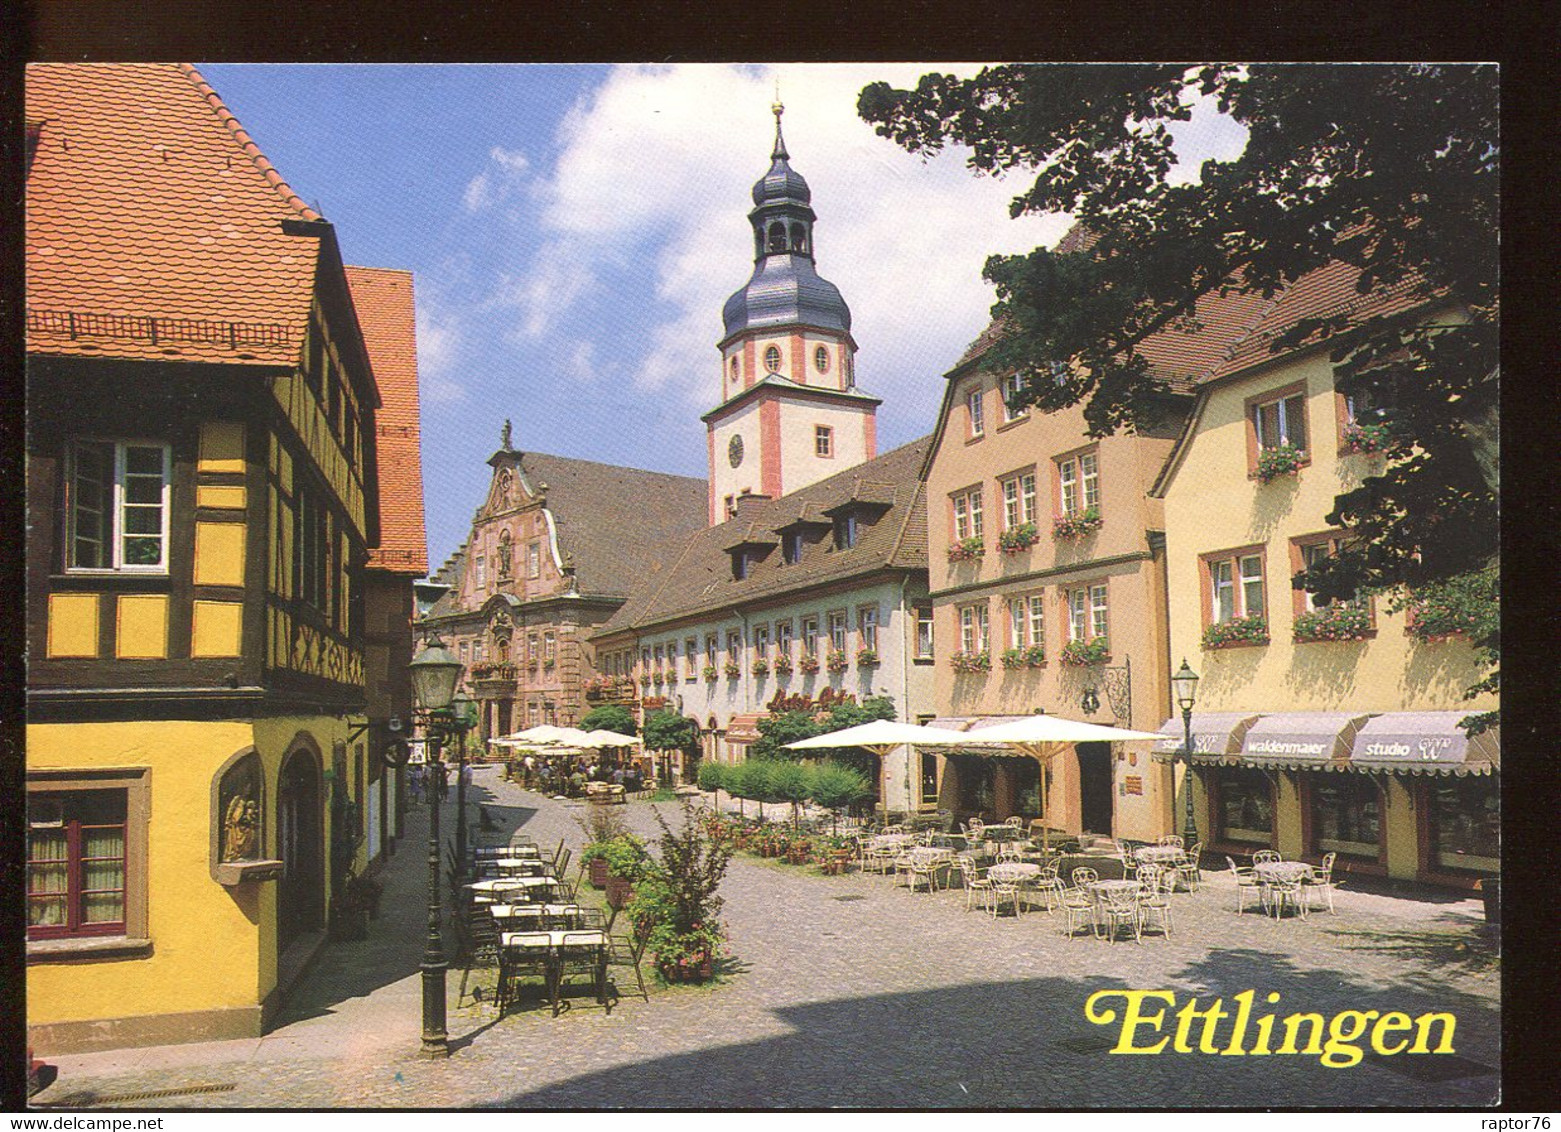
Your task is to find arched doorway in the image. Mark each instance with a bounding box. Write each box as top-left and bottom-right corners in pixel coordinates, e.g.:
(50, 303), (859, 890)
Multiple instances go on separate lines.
(1076, 741), (1115, 837)
(277, 748), (324, 949)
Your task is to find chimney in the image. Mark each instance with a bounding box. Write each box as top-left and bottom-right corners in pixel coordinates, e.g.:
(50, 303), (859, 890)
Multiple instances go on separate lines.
(733, 493), (772, 519)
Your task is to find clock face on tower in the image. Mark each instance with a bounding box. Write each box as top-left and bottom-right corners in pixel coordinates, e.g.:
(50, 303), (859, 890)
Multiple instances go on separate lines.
(728, 435), (745, 468)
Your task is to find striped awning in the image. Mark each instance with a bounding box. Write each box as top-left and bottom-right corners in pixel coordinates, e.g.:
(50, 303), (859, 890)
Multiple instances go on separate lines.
(1238, 712), (1371, 770)
(1152, 713), (1261, 764)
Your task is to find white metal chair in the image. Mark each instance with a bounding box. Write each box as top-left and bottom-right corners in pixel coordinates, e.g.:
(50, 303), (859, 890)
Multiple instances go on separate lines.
(953, 857), (994, 913)
(1157, 834), (1184, 849)
(1137, 867), (1174, 938)
(1303, 851), (1339, 914)
(1251, 849), (1282, 865)
(1098, 886), (1142, 944)
(1030, 864), (1066, 913)
(1226, 855), (1263, 914)
(1175, 842), (1204, 892)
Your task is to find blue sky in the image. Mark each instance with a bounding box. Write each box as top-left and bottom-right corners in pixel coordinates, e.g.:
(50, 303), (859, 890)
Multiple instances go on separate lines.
(200, 64), (1246, 571)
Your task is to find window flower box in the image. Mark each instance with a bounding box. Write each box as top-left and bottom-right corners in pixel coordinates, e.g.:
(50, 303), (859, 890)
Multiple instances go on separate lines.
(723, 660), (742, 678)
(542, 659), (556, 671)
(652, 671), (666, 687)
(1342, 420), (1391, 455)
(799, 655), (821, 675)
(1002, 645), (1046, 668)
(998, 522), (1040, 554)
(751, 657), (770, 676)
(772, 654), (793, 675)
(1059, 637), (1110, 667)
(1051, 507), (1102, 540)
(640, 673), (653, 688)
(1201, 615), (1269, 649)
(825, 651), (849, 673)
(856, 648), (879, 667)
(1404, 569), (1497, 642)
(947, 537), (985, 562)
(1255, 443), (1307, 483)
(1293, 603), (1373, 643)
(950, 650), (991, 673)
(702, 664), (719, 681)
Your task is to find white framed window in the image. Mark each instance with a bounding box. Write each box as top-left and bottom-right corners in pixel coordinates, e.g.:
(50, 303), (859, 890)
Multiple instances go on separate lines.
(1205, 549), (1267, 624)
(686, 637), (699, 680)
(66, 439), (171, 573)
(915, 605), (934, 659)
(753, 624), (770, 659)
(764, 344), (782, 372)
(1007, 594), (1046, 648)
(543, 631), (557, 664)
(814, 345), (829, 373)
(802, 615), (820, 657)
(1065, 587), (1100, 643)
(815, 425), (834, 458)
(706, 634), (719, 667)
(1008, 597), (1026, 646)
(775, 620), (793, 658)
(952, 487), (985, 540)
(1294, 536), (1368, 614)
(1089, 583), (1109, 640)
(1252, 388), (1309, 452)
(1057, 449), (1100, 516)
(1000, 471), (1037, 529)
(858, 605), (879, 652)
(959, 603), (989, 653)
(1027, 594), (1045, 647)
(967, 387), (985, 437)
(725, 630), (742, 662)
(828, 611), (848, 653)
(1000, 372), (1028, 423)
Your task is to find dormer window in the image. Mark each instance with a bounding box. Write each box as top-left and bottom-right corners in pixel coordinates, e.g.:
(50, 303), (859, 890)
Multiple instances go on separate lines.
(833, 512), (859, 550)
(783, 531), (804, 564)
(732, 551), (750, 581)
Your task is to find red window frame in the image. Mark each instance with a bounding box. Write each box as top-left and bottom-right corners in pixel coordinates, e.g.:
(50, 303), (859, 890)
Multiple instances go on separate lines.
(27, 792), (128, 940)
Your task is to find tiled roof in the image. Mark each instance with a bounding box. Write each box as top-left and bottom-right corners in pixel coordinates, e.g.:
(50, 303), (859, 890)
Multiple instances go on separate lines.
(515, 453), (708, 601)
(346, 265), (428, 576)
(596, 437), (931, 637)
(26, 63), (322, 366)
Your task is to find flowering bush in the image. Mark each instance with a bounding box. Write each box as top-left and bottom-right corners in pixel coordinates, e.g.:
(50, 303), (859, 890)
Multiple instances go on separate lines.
(825, 651), (849, 673)
(1059, 637), (1110, 666)
(702, 664), (719, 681)
(1342, 420), (1391, 454)
(951, 650), (992, 673)
(948, 536), (986, 562)
(630, 803), (735, 985)
(856, 647), (880, 667)
(1002, 645), (1047, 668)
(1201, 614), (1270, 649)
(772, 654), (793, 675)
(1402, 568), (1498, 642)
(1293, 603), (1373, 643)
(1255, 443), (1307, 483)
(723, 659), (742, 678)
(751, 657), (770, 676)
(998, 522), (1040, 554)
(1052, 506), (1102, 539)
(799, 654), (821, 675)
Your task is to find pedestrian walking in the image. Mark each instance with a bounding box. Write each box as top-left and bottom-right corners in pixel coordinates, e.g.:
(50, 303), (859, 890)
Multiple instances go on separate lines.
(409, 763), (423, 805)
(437, 762), (450, 803)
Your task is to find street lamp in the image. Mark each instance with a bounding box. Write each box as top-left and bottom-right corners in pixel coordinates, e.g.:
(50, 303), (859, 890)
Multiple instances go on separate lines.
(1171, 658), (1200, 845)
(408, 632), (462, 1059)
(450, 689), (476, 884)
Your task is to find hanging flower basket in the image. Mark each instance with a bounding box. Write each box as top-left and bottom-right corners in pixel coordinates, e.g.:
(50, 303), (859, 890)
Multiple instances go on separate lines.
(1293, 603), (1373, 643)
(1201, 615), (1269, 649)
(856, 648), (879, 667)
(1052, 507), (1102, 540)
(1059, 638), (1110, 667)
(825, 651), (849, 673)
(998, 522), (1040, 554)
(950, 650), (991, 673)
(947, 537), (986, 562)
(1255, 443), (1307, 483)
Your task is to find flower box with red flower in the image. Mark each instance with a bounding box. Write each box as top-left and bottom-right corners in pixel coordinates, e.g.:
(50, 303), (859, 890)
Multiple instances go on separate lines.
(751, 657), (770, 677)
(825, 651), (849, 673)
(1059, 637), (1110, 667)
(1052, 507), (1102, 540)
(799, 655), (821, 675)
(950, 650), (991, 673)
(723, 660), (742, 678)
(1293, 603), (1373, 643)
(1255, 443), (1307, 483)
(947, 536), (985, 562)
(772, 654), (793, 675)
(856, 647), (879, 667)
(702, 664), (719, 681)
(1343, 419), (1391, 455)
(998, 522), (1040, 554)
(1201, 615), (1269, 650)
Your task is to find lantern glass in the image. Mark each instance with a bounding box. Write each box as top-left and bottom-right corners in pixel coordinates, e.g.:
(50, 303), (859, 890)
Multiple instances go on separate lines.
(410, 635), (462, 711)
(1171, 658), (1200, 712)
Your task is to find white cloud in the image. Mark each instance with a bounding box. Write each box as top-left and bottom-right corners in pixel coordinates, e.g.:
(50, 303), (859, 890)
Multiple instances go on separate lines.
(485, 64), (1246, 428)
(462, 145), (533, 213)
(413, 292), (468, 405)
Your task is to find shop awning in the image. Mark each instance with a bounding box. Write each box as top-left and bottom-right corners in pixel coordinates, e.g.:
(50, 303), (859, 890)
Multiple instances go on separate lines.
(1347, 713), (1500, 776)
(1152, 713), (1261, 764)
(725, 713), (766, 743)
(1238, 712), (1371, 770)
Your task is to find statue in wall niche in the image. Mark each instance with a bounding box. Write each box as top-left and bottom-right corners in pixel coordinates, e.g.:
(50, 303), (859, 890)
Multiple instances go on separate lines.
(497, 530), (513, 578)
(222, 792), (260, 862)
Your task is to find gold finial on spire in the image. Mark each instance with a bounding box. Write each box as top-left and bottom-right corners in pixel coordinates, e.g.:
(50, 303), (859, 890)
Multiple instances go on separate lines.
(770, 77), (788, 160)
(772, 77), (783, 118)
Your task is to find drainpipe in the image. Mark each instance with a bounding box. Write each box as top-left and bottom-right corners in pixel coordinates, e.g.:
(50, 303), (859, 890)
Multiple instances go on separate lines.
(1148, 530), (1175, 834)
(900, 573), (913, 814)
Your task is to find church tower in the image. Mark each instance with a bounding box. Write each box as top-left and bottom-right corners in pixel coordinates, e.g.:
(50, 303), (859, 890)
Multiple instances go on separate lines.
(704, 97), (880, 525)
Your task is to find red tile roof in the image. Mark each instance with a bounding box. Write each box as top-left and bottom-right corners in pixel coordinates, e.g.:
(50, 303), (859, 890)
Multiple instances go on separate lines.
(26, 63), (323, 366)
(346, 266), (429, 576)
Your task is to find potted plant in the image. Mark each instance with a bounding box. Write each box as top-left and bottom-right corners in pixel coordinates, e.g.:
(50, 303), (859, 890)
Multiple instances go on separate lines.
(1052, 506), (1103, 540)
(751, 656), (770, 676)
(1402, 567), (1497, 642)
(772, 654), (793, 675)
(1293, 603), (1373, 643)
(1201, 615), (1270, 649)
(998, 522), (1040, 554)
(947, 536), (985, 562)
(723, 659), (742, 678)
(950, 650), (992, 673)
(825, 651), (849, 673)
(631, 803), (735, 985)
(799, 654), (821, 675)
(1059, 637), (1110, 666)
(702, 664), (719, 681)
(1255, 443), (1307, 483)
(855, 647), (879, 667)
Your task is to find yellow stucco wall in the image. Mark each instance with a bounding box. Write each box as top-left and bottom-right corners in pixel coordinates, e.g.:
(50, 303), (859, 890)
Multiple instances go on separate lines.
(27, 714), (350, 1031)
(1163, 349), (1497, 716)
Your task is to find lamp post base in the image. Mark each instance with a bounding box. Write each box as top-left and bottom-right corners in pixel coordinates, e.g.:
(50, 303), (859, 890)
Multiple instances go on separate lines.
(420, 960), (449, 1058)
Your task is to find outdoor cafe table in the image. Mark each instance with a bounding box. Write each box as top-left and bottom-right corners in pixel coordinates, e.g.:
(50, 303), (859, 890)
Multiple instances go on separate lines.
(1134, 845), (1186, 866)
(1254, 861), (1315, 918)
(973, 826), (1027, 844)
(498, 929), (609, 1009)
(466, 876), (559, 901)
(480, 858), (550, 877)
(489, 903), (583, 929)
(869, 833), (916, 850)
(1087, 879), (1142, 899)
(476, 844), (540, 858)
(988, 862), (1043, 883)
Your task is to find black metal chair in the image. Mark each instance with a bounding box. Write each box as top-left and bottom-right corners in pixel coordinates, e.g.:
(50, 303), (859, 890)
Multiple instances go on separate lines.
(607, 927), (651, 1006)
(552, 931), (608, 1016)
(496, 933), (554, 1015)
(456, 907), (502, 1008)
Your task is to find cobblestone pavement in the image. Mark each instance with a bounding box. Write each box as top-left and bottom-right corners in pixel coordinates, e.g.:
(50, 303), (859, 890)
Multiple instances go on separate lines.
(35, 766), (1500, 1109)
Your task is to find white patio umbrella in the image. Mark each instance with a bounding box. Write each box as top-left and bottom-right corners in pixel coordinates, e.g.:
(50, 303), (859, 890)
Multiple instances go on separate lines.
(956, 715), (1163, 849)
(785, 719), (982, 805)
(581, 729), (643, 747)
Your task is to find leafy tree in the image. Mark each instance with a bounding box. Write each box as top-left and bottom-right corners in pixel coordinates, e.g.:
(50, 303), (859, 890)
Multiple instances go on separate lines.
(768, 761), (813, 828)
(859, 65), (1498, 723)
(808, 762), (873, 834)
(696, 760), (726, 795)
(580, 704), (638, 736)
(642, 710), (699, 752)
(748, 710), (825, 761)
